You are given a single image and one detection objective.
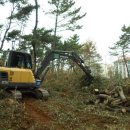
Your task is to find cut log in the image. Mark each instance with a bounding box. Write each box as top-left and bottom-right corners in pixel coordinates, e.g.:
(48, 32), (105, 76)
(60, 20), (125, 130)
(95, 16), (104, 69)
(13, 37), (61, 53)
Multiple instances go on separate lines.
(110, 99), (122, 106)
(94, 89), (99, 95)
(123, 107), (130, 113)
(123, 98), (130, 107)
(116, 86), (126, 102)
(97, 94), (111, 100)
(96, 94), (112, 104)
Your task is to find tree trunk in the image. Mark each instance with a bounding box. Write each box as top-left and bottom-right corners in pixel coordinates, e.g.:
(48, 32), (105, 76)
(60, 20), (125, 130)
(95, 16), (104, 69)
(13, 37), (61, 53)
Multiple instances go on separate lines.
(53, 0), (60, 50)
(51, 1), (60, 72)
(116, 86), (126, 102)
(122, 48), (130, 78)
(32, 0), (38, 72)
(32, 43), (36, 72)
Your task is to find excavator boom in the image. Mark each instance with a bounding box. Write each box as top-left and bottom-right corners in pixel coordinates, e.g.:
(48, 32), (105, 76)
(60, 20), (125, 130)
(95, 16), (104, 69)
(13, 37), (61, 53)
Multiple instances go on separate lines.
(36, 50), (93, 86)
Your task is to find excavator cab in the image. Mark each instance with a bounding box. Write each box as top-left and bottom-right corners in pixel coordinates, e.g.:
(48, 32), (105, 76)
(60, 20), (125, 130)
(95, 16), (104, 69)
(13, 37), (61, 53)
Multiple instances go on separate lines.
(5, 51), (32, 69)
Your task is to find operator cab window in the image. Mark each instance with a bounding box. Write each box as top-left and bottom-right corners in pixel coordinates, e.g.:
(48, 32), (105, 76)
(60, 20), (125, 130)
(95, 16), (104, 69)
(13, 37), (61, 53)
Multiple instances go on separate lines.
(6, 51), (32, 69)
(14, 55), (25, 68)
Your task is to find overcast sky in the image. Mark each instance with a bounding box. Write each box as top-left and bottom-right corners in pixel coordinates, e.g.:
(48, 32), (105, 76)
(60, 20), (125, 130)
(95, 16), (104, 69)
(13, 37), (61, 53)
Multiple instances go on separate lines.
(79, 0), (130, 63)
(75, 0), (130, 63)
(1, 0), (130, 63)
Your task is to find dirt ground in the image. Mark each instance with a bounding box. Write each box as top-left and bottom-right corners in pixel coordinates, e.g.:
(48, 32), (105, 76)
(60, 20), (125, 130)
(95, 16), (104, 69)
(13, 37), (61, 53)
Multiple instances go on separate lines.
(0, 78), (130, 130)
(19, 91), (130, 130)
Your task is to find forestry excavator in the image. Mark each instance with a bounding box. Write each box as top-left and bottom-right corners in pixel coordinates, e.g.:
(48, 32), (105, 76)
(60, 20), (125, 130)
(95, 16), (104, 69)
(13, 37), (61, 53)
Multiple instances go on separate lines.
(0, 50), (93, 100)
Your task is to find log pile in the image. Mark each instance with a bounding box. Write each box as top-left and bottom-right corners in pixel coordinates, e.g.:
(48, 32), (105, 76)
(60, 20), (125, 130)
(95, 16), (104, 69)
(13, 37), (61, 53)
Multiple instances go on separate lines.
(89, 86), (130, 113)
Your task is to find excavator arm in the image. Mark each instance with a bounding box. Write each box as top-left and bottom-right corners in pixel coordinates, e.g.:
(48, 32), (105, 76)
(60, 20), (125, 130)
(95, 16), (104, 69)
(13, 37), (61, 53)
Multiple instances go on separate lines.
(36, 50), (93, 86)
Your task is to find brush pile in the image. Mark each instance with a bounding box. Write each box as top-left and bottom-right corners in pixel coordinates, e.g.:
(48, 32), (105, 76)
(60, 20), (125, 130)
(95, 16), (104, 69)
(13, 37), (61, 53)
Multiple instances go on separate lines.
(87, 86), (130, 113)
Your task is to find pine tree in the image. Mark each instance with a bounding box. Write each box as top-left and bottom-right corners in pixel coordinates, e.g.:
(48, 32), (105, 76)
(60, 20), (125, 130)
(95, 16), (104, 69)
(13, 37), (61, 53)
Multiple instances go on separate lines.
(110, 25), (130, 77)
(47, 0), (86, 49)
(0, 0), (34, 50)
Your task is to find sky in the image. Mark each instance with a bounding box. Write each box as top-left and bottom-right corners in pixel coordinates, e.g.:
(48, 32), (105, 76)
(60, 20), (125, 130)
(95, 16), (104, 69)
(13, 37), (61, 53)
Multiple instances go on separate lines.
(78, 0), (130, 64)
(72, 0), (130, 64)
(1, 0), (130, 64)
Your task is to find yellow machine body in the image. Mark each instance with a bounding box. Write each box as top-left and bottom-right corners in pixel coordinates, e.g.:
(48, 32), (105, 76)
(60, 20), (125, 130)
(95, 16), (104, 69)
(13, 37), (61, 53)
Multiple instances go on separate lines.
(0, 67), (35, 89)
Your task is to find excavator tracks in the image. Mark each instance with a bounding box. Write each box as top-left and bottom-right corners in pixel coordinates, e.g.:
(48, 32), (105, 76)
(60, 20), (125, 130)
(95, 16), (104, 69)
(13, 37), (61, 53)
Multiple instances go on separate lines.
(34, 88), (49, 100)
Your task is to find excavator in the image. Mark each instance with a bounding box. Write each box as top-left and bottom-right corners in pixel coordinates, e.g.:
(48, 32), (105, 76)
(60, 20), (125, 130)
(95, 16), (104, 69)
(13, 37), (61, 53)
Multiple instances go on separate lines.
(0, 50), (93, 100)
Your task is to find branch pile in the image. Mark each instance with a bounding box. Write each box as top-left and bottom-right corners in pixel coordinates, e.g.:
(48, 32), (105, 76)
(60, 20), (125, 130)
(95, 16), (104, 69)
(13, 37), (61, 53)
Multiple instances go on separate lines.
(88, 86), (130, 113)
